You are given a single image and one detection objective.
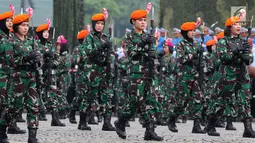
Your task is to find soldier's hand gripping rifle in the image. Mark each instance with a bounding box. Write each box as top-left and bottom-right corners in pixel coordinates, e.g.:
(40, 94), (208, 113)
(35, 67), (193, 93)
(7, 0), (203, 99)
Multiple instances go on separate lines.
(236, 12), (253, 92)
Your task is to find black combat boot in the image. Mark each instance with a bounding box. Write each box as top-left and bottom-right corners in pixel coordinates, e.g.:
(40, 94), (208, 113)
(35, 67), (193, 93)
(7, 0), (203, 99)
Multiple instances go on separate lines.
(58, 109), (67, 119)
(102, 116), (115, 131)
(125, 121), (130, 127)
(68, 110), (77, 124)
(215, 117), (225, 128)
(225, 116), (236, 130)
(96, 112), (103, 123)
(88, 112), (98, 125)
(139, 117), (146, 127)
(7, 119), (26, 134)
(156, 117), (167, 126)
(51, 111), (65, 127)
(78, 112), (91, 130)
(192, 119), (206, 134)
(144, 122), (163, 141)
(200, 116), (207, 127)
(27, 128), (40, 143)
(206, 116), (220, 136)
(0, 126), (9, 143)
(182, 116), (187, 123)
(242, 118), (255, 138)
(168, 116), (178, 132)
(39, 110), (47, 121)
(16, 113), (25, 123)
(114, 118), (126, 139)
(129, 117), (135, 122)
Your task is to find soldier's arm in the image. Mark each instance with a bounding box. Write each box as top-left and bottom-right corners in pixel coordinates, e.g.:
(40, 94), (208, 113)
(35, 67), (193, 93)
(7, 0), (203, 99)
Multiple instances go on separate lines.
(124, 32), (145, 57)
(0, 36), (5, 53)
(84, 34), (101, 56)
(217, 39), (234, 64)
(176, 41), (197, 64)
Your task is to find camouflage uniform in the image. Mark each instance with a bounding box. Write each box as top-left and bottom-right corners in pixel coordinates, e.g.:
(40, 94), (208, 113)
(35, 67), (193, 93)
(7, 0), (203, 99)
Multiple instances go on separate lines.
(0, 29), (14, 127)
(115, 54), (129, 116)
(118, 29), (161, 123)
(158, 53), (176, 120)
(0, 30), (13, 110)
(38, 41), (60, 112)
(7, 34), (40, 129)
(84, 31), (114, 120)
(207, 36), (253, 119)
(175, 39), (203, 119)
(56, 51), (71, 111)
(201, 52), (214, 111)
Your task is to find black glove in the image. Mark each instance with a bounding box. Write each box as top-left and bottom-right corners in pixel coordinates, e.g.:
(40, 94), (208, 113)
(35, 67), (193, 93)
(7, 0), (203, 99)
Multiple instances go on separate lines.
(231, 45), (239, 55)
(45, 61), (56, 69)
(146, 35), (156, 44)
(241, 41), (250, 51)
(24, 50), (40, 62)
(240, 54), (252, 65)
(44, 51), (54, 58)
(102, 40), (112, 49)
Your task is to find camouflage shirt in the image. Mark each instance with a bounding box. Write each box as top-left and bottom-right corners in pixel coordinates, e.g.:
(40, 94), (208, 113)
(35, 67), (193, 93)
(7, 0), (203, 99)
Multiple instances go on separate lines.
(0, 30), (14, 73)
(176, 39), (201, 75)
(12, 34), (39, 78)
(123, 29), (157, 74)
(217, 36), (253, 76)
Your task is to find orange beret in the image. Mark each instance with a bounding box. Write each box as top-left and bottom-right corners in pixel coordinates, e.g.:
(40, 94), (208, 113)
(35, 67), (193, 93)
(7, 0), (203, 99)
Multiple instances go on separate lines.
(225, 16), (240, 27)
(91, 13), (105, 21)
(0, 11), (13, 20)
(77, 30), (89, 40)
(36, 24), (49, 33)
(206, 39), (217, 47)
(180, 22), (196, 31)
(12, 14), (30, 25)
(216, 32), (224, 40)
(130, 10), (147, 20)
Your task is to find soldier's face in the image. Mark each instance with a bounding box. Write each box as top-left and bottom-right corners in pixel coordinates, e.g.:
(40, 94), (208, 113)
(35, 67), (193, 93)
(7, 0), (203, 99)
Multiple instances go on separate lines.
(5, 18), (13, 30)
(43, 30), (49, 39)
(95, 21), (104, 32)
(231, 23), (241, 35)
(187, 30), (195, 38)
(18, 22), (29, 36)
(163, 46), (169, 54)
(133, 18), (146, 30)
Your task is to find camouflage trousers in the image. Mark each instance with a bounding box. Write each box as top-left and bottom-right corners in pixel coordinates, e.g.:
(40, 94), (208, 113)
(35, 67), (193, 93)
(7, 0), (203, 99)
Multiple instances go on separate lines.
(78, 68), (113, 118)
(44, 70), (60, 112)
(0, 70), (11, 127)
(57, 72), (71, 110)
(118, 73), (162, 123)
(175, 73), (203, 119)
(76, 71), (98, 113)
(115, 75), (129, 116)
(159, 75), (176, 119)
(6, 71), (39, 129)
(0, 71), (9, 109)
(207, 74), (252, 119)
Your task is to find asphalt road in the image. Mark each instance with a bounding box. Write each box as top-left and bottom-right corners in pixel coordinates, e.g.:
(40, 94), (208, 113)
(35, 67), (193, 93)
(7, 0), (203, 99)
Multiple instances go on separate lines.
(7, 114), (255, 143)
